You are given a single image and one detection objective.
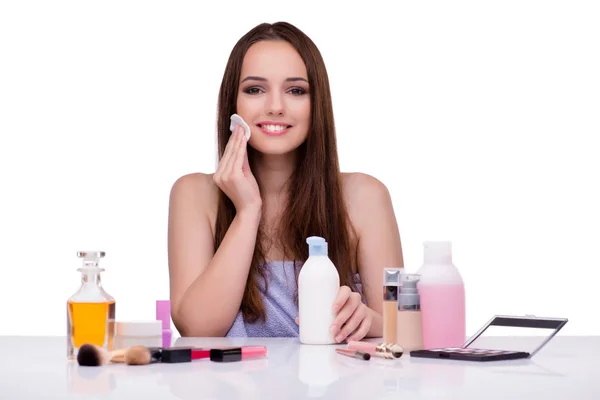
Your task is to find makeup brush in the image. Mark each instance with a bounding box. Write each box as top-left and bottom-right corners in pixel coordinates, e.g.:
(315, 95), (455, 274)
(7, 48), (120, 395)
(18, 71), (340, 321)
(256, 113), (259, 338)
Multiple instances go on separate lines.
(76, 344), (128, 367)
(124, 345), (162, 366)
(346, 341), (404, 359)
(335, 348), (371, 360)
(123, 346), (205, 365)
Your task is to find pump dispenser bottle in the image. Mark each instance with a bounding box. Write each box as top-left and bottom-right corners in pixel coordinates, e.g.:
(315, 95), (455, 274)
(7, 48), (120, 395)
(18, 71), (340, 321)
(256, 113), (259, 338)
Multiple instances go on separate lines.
(67, 251), (116, 359)
(396, 273), (424, 351)
(383, 268), (402, 344)
(298, 236), (340, 344)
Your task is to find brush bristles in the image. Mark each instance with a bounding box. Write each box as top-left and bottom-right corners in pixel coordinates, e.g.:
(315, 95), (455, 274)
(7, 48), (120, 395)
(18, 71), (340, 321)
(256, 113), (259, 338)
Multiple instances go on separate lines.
(125, 345), (151, 366)
(77, 344), (109, 367)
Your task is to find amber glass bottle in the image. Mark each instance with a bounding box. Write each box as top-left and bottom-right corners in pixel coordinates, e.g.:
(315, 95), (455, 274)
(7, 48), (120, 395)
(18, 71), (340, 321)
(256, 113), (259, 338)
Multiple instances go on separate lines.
(67, 251), (115, 359)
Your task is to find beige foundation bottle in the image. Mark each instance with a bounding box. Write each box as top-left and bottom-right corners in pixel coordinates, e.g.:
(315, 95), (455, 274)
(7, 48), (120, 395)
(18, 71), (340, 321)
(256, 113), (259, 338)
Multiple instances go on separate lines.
(396, 273), (424, 351)
(382, 268), (402, 344)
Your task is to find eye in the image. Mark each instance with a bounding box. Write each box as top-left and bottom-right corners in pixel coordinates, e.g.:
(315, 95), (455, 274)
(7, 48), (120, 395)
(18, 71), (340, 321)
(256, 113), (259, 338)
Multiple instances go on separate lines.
(244, 87), (263, 95)
(289, 87), (307, 95)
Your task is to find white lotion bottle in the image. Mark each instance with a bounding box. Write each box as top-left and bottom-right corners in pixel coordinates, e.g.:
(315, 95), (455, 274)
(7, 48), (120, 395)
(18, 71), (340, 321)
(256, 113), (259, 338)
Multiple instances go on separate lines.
(298, 236), (340, 344)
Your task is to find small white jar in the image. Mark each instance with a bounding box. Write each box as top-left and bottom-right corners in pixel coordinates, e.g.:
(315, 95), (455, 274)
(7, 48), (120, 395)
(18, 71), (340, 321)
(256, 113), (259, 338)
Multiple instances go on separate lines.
(114, 320), (162, 349)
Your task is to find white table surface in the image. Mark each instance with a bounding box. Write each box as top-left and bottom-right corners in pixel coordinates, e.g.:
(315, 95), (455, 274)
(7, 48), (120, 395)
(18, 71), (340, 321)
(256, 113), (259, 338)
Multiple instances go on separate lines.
(2, 335), (599, 399)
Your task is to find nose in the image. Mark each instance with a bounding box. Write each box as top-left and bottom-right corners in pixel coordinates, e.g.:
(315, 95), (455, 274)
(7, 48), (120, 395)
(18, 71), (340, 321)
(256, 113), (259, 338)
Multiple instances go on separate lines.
(266, 92), (284, 116)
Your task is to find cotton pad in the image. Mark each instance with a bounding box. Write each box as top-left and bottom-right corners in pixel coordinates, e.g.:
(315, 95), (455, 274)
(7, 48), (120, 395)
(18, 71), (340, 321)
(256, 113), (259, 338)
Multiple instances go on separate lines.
(230, 114), (251, 140)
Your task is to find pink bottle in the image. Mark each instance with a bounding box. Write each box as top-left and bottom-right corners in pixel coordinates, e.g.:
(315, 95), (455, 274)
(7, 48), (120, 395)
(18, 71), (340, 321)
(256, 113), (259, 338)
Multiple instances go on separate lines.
(416, 241), (466, 349)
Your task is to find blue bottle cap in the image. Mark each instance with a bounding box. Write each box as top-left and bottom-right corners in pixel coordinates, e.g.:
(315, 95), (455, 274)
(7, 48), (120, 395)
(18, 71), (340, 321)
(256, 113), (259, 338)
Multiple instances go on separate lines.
(306, 236), (327, 256)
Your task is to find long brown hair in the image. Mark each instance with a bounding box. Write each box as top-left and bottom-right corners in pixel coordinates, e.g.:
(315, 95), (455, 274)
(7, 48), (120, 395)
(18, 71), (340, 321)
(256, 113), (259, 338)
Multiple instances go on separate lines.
(215, 22), (358, 323)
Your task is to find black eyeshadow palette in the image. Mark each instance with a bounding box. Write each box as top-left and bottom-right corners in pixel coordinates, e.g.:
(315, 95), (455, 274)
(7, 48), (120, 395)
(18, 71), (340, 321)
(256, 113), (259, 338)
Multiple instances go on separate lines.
(410, 347), (530, 361)
(409, 315), (568, 362)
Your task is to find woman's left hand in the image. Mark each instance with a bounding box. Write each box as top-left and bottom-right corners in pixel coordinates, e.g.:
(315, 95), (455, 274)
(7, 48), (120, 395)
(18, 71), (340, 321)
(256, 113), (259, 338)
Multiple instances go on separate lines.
(330, 286), (372, 343)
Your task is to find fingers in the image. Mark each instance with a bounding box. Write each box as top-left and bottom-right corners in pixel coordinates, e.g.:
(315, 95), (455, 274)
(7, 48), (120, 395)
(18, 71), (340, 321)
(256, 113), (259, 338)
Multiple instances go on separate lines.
(331, 287), (361, 341)
(346, 313), (371, 343)
(222, 126), (240, 163)
(332, 286), (351, 315)
(215, 126), (242, 183)
(232, 125), (248, 173)
(214, 127), (238, 181)
(223, 126), (243, 176)
(333, 301), (366, 343)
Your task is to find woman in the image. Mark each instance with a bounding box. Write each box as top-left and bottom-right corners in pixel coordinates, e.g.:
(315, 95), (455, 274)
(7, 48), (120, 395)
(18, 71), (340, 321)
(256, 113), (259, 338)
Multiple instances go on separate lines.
(168, 21), (404, 342)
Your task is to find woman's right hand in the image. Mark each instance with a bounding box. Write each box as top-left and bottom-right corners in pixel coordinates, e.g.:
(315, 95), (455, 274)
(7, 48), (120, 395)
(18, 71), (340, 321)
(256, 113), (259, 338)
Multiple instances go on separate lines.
(213, 125), (262, 216)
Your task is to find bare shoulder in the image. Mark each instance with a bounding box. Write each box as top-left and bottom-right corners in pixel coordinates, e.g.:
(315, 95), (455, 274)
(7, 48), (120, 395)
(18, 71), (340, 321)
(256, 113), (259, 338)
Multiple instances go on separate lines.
(169, 172), (219, 226)
(170, 172), (218, 203)
(170, 172), (217, 196)
(341, 172), (392, 214)
(341, 172), (403, 278)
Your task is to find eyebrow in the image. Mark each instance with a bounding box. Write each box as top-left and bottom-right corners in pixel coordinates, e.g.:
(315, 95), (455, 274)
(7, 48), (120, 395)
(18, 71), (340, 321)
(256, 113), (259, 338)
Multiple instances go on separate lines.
(240, 76), (308, 83)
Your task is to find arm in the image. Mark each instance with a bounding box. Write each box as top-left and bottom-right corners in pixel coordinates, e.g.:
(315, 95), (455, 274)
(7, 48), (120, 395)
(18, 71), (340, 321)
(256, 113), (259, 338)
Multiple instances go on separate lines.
(355, 174), (404, 338)
(167, 173), (261, 337)
(330, 173), (404, 342)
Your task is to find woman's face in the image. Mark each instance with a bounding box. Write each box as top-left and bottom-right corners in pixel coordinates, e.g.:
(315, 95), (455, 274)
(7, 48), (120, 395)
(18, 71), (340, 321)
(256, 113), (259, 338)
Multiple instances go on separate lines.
(236, 40), (311, 155)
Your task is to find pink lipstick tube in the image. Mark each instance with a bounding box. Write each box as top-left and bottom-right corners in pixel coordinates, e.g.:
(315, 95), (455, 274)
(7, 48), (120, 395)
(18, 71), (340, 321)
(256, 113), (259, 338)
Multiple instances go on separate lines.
(347, 341), (404, 359)
(209, 346), (268, 362)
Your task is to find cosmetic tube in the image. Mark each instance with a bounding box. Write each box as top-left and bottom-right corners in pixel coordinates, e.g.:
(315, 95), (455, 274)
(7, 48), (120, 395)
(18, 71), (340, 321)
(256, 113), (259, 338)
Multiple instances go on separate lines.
(210, 346), (268, 362)
(397, 273), (424, 351)
(383, 268), (402, 344)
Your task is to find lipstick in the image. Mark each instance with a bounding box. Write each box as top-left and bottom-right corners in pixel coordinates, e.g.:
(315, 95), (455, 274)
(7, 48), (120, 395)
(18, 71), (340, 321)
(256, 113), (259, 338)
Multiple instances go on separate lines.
(347, 341), (404, 359)
(209, 346), (268, 362)
(155, 347), (210, 363)
(191, 349), (210, 360)
(124, 346), (266, 364)
(160, 347), (193, 363)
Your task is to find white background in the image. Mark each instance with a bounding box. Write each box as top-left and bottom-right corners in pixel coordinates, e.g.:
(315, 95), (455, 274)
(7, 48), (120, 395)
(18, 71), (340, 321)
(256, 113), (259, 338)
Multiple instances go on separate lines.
(0, 0), (598, 337)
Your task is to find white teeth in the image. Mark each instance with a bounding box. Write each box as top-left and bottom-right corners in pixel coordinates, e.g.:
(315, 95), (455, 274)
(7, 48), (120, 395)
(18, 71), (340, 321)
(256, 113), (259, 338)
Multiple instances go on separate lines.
(263, 124), (287, 132)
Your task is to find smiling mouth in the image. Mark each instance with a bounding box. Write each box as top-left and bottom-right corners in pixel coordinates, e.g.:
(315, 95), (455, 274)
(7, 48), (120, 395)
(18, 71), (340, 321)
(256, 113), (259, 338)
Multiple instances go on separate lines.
(257, 123), (292, 133)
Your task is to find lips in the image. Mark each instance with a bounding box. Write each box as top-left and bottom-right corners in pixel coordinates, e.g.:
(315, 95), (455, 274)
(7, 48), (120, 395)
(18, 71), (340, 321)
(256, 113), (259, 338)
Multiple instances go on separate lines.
(257, 122), (292, 136)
